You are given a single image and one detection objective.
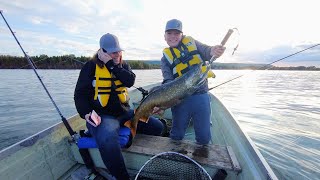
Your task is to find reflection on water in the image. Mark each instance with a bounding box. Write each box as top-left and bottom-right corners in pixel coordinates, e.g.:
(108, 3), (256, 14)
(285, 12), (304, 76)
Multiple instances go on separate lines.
(0, 69), (319, 179)
(209, 70), (320, 180)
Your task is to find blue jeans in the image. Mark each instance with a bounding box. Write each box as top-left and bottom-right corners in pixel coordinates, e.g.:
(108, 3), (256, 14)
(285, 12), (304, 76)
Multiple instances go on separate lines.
(170, 93), (211, 145)
(87, 109), (163, 180)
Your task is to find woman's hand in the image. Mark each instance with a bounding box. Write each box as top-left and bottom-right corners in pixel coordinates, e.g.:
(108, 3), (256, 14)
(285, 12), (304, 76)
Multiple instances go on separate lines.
(98, 49), (113, 64)
(85, 113), (91, 121)
(210, 45), (226, 58)
(85, 111), (102, 127)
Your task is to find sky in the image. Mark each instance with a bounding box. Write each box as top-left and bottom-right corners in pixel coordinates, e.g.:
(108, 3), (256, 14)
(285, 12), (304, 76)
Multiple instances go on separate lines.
(0, 0), (319, 67)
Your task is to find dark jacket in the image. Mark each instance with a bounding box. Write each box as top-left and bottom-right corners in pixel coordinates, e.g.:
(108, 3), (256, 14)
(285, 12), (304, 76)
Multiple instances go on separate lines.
(74, 59), (135, 119)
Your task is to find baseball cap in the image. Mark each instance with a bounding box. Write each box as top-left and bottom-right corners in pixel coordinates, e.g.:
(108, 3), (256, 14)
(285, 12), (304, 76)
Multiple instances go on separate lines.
(165, 19), (183, 32)
(99, 33), (124, 53)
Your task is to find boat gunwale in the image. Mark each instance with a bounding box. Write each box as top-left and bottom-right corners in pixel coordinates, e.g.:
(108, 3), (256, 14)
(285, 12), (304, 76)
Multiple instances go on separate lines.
(0, 114), (79, 160)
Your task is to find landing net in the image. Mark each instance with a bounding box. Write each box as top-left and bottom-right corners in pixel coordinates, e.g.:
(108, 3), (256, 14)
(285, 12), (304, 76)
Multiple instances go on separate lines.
(135, 151), (211, 180)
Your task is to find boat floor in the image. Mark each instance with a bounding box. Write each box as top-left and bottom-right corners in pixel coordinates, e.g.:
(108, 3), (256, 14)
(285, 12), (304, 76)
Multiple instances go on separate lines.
(123, 134), (241, 172)
(59, 163), (138, 180)
(68, 134), (241, 179)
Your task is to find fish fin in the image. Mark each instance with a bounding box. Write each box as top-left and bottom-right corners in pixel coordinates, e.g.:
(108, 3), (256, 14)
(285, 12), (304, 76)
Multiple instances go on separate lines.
(124, 120), (131, 128)
(131, 128), (136, 137)
(139, 117), (149, 123)
(124, 120), (136, 137)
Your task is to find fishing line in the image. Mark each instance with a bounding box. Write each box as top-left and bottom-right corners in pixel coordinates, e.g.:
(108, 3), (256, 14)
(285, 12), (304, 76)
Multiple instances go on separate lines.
(210, 41), (320, 161)
(19, 56), (48, 69)
(60, 54), (151, 98)
(68, 57), (86, 65)
(19, 55), (82, 69)
(208, 28), (237, 64)
(0, 10), (76, 136)
(209, 43), (320, 90)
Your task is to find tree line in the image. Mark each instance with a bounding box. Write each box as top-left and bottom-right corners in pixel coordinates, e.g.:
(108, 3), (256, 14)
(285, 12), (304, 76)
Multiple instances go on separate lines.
(0, 55), (161, 69)
(1, 54), (318, 70)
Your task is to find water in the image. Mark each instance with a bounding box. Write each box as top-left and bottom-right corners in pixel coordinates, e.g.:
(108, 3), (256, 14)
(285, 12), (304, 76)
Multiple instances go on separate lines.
(0, 69), (319, 179)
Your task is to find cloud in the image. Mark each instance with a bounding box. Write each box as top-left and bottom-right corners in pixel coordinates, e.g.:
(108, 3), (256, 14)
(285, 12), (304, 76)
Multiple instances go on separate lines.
(1, 0), (319, 67)
(29, 16), (51, 25)
(232, 43), (320, 66)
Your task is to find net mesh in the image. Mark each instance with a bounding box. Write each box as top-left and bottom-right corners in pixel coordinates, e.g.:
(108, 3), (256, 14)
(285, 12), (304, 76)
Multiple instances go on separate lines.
(135, 151), (211, 180)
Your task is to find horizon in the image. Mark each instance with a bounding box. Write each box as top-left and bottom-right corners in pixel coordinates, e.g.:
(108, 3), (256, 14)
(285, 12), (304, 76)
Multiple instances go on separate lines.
(1, 54), (318, 68)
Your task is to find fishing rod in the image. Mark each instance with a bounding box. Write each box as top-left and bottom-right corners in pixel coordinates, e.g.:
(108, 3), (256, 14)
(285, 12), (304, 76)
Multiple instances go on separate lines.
(209, 28), (239, 64)
(209, 43), (320, 90)
(0, 10), (76, 137)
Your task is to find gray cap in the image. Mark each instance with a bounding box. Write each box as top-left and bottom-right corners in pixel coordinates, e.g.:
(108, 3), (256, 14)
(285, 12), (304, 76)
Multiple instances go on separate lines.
(165, 19), (183, 32)
(99, 33), (124, 53)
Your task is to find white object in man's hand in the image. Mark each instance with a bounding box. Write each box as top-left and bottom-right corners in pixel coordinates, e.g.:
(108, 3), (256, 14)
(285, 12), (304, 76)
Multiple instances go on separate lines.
(98, 48), (112, 63)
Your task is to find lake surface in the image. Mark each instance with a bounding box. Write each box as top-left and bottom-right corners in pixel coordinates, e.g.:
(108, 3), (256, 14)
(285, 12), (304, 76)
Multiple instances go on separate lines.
(0, 69), (319, 180)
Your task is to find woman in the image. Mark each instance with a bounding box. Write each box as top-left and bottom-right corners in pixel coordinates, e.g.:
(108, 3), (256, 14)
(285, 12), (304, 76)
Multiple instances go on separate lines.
(74, 33), (163, 180)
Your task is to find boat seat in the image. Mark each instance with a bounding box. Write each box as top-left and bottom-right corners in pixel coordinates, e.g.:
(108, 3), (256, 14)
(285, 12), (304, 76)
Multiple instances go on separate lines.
(70, 134), (242, 174)
(124, 134), (242, 173)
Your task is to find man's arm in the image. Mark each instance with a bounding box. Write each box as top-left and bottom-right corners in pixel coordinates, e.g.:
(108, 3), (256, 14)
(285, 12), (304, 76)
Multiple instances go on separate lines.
(161, 56), (174, 84)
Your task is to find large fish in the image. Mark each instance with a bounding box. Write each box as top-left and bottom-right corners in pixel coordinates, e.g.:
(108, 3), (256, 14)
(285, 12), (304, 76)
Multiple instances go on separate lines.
(130, 63), (209, 135)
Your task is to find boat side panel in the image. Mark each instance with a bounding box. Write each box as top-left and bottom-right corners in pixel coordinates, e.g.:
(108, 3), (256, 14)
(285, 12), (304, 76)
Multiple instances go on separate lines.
(70, 144), (150, 172)
(209, 93), (278, 180)
(0, 115), (85, 179)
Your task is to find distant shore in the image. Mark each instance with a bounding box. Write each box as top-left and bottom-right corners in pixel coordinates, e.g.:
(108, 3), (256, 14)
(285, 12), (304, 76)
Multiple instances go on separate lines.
(1, 55), (319, 70)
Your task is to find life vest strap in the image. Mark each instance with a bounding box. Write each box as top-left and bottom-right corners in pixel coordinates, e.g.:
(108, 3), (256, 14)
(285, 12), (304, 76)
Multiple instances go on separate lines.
(115, 84), (126, 88)
(98, 87), (112, 90)
(170, 50), (200, 70)
(97, 84), (125, 90)
(99, 77), (116, 81)
(98, 91), (122, 95)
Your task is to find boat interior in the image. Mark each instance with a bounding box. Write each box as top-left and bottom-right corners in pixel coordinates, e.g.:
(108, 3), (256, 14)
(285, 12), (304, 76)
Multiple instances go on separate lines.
(0, 84), (277, 180)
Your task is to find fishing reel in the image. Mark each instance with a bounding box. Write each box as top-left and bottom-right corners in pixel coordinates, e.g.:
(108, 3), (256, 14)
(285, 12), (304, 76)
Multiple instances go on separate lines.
(136, 87), (149, 100)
